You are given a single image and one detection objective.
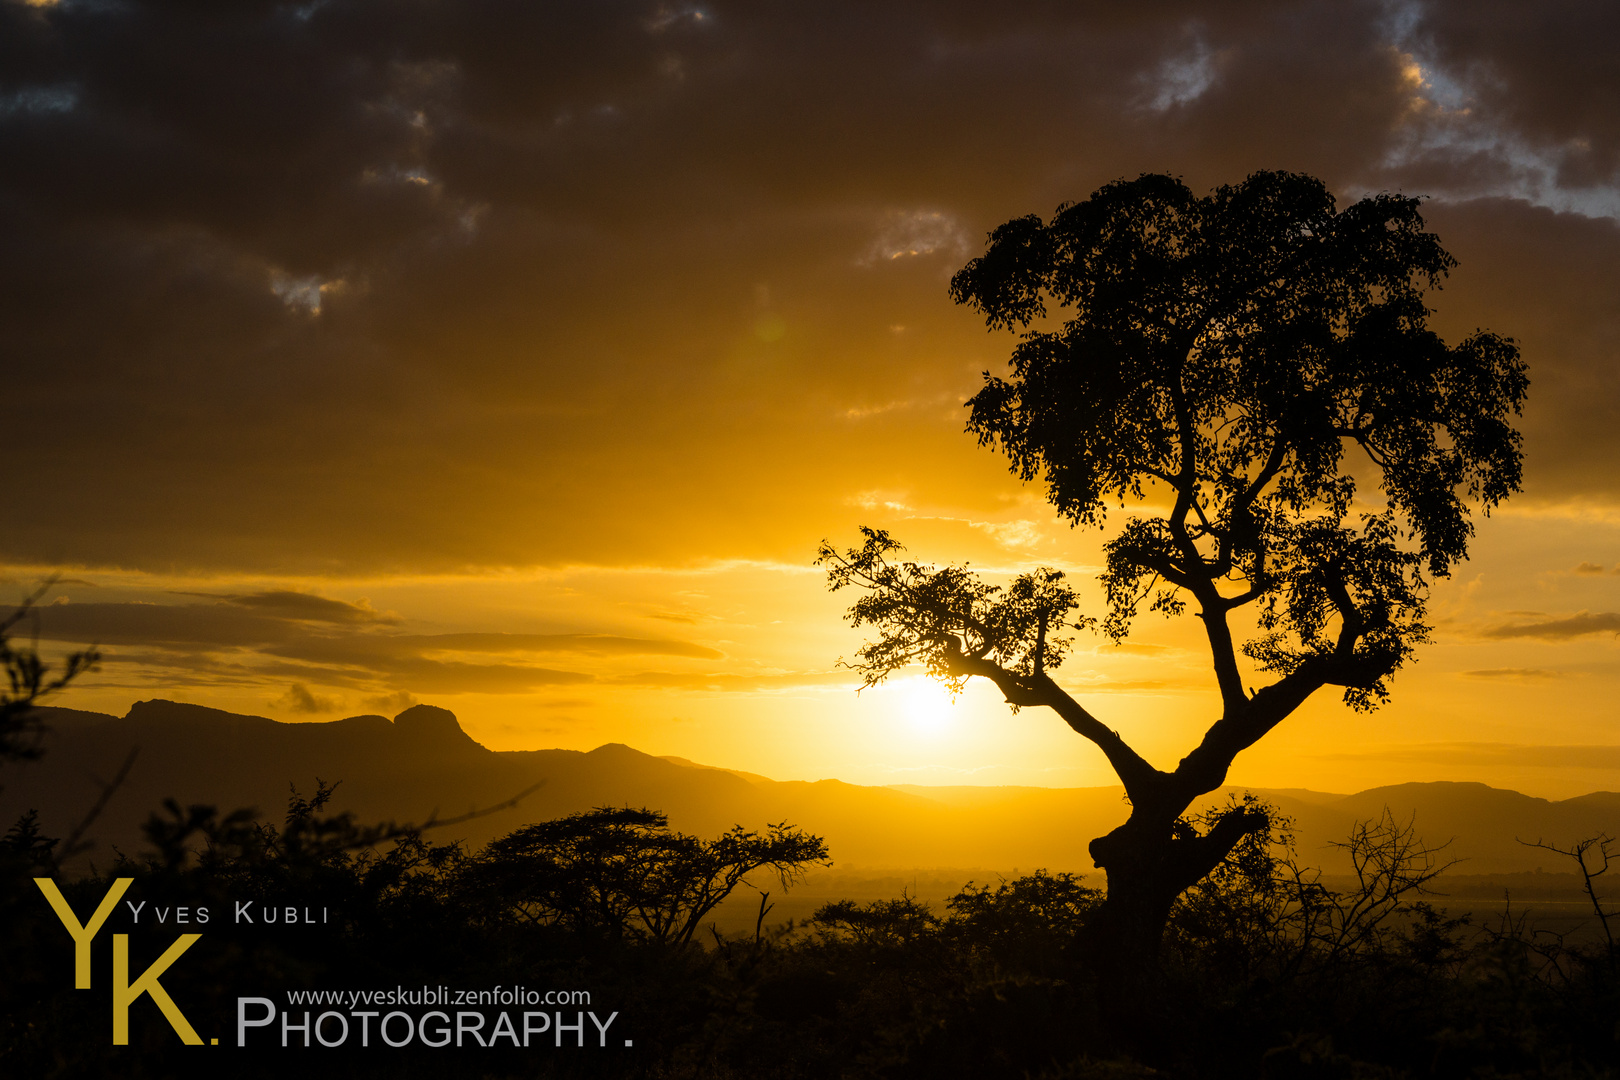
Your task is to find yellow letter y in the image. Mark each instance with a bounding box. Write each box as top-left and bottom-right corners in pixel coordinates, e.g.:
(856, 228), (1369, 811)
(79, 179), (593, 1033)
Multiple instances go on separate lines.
(35, 877), (132, 989)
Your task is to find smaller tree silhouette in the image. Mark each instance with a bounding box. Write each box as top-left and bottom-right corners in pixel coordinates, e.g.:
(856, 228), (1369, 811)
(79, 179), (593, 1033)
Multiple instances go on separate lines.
(472, 807), (828, 947)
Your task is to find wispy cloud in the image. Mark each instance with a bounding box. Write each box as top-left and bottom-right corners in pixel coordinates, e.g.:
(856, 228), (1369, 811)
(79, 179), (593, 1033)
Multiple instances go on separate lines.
(608, 669), (850, 692)
(1460, 668), (1563, 679)
(859, 210), (970, 265)
(969, 519), (1044, 550)
(1482, 612), (1620, 640)
(273, 682), (343, 714)
(27, 598), (726, 697)
(168, 590), (397, 625)
(1138, 34), (1220, 112)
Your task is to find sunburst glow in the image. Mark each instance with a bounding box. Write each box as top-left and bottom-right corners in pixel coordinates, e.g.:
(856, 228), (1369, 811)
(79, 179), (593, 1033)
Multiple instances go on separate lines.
(900, 678), (958, 738)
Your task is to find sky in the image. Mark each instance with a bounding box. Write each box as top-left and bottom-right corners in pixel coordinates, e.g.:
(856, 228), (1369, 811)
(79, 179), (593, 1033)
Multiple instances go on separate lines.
(3, 0), (1619, 798)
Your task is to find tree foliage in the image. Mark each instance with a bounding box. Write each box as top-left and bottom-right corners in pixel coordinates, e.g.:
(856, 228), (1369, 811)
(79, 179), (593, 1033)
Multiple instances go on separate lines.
(817, 527), (1082, 698)
(948, 170), (1525, 710)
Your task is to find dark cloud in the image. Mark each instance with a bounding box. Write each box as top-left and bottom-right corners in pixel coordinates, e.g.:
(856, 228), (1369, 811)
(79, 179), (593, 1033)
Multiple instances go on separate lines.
(29, 600), (305, 648)
(393, 633), (722, 659)
(0, 1), (1614, 572)
(27, 598), (724, 695)
(91, 641), (595, 696)
(1412, 0), (1620, 192)
(310, 657), (593, 695)
(30, 599), (717, 654)
(169, 590), (396, 624)
(1482, 612), (1620, 641)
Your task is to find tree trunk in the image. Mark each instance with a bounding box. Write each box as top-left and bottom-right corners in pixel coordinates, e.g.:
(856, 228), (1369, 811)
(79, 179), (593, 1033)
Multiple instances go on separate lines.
(1083, 795), (1270, 977)
(1085, 811), (1184, 970)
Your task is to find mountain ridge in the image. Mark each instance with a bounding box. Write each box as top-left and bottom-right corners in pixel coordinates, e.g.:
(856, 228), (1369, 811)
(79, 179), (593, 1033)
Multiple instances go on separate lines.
(4, 700), (1617, 876)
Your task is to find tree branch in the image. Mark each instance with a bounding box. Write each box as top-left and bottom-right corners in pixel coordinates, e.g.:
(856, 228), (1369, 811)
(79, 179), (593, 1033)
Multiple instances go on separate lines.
(942, 646), (1165, 801)
(1195, 603), (1250, 716)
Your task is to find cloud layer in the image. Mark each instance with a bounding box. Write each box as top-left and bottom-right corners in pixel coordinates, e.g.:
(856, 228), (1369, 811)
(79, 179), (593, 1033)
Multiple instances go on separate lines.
(0, 0), (1614, 573)
(29, 592), (733, 701)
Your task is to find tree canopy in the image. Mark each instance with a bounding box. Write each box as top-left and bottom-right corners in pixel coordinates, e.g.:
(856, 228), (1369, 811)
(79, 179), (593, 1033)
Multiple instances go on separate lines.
(948, 170), (1526, 706)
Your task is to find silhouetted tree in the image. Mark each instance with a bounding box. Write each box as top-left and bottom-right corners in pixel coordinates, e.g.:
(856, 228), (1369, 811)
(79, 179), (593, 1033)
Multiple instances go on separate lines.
(819, 171), (1526, 970)
(472, 807), (829, 947)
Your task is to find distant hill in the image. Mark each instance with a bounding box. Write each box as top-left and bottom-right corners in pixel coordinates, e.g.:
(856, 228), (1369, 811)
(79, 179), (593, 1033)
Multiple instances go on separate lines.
(3, 701), (1618, 878)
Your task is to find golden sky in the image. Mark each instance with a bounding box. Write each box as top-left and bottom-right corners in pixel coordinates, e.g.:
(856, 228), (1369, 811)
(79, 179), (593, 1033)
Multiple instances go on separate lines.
(4, 0), (1619, 798)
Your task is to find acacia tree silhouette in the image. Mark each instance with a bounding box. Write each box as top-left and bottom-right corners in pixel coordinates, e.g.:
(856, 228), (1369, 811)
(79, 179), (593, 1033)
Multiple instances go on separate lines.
(819, 171), (1527, 969)
(471, 807), (829, 947)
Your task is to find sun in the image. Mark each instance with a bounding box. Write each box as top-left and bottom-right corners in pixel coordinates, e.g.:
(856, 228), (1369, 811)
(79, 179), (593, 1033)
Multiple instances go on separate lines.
(899, 678), (957, 738)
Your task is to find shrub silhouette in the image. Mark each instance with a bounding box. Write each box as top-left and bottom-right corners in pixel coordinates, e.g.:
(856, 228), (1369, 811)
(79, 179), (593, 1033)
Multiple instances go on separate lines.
(9, 778), (1620, 1077)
